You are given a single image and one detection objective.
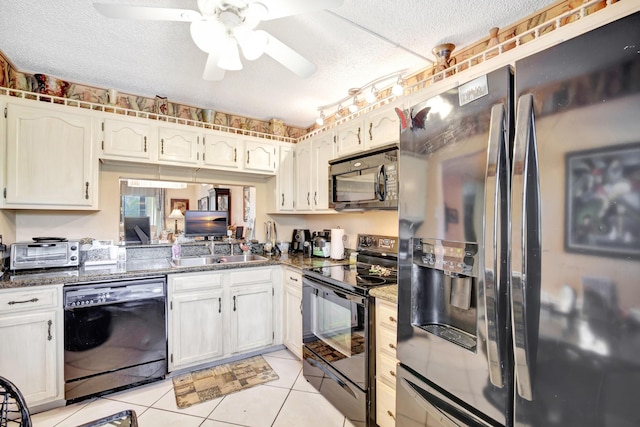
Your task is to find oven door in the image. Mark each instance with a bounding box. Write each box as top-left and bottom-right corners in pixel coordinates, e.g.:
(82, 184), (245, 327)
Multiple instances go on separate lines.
(302, 274), (368, 390)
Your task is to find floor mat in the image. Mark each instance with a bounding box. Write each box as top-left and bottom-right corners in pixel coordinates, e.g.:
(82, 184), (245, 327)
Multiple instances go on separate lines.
(172, 355), (279, 409)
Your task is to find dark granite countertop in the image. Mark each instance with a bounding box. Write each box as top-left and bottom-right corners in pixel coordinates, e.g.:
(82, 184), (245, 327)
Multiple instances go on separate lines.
(0, 253), (350, 289)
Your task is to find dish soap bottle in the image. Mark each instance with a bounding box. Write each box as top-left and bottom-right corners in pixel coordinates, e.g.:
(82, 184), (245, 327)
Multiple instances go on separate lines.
(172, 239), (181, 260)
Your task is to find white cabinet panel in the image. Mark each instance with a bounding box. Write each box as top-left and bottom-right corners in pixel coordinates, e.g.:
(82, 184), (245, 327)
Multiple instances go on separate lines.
(311, 134), (333, 211)
(5, 101), (98, 209)
(158, 126), (201, 165)
(230, 283), (273, 354)
(295, 140), (313, 212)
(335, 121), (363, 158)
(244, 139), (276, 173)
(0, 285), (63, 408)
(276, 144), (295, 212)
(282, 268), (302, 359)
(203, 133), (240, 169)
(102, 116), (152, 160)
(365, 104), (401, 149)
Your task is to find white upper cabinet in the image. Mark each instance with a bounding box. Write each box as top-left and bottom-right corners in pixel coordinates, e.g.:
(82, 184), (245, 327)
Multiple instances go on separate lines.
(244, 138), (277, 173)
(102, 116), (153, 161)
(157, 125), (201, 165)
(4, 99), (99, 210)
(334, 120), (363, 158)
(202, 132), (241, 169)
(365, 101), (403, 149)
(311, 133), (333, 211)
(295, 139), (313, 212)
(276, 144), (295, 212)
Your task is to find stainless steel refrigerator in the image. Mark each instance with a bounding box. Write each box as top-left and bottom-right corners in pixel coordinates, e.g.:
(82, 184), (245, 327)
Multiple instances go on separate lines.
(396, 11), (640, 427)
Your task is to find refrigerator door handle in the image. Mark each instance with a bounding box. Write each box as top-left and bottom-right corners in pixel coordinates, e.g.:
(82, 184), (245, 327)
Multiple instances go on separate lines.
(482, 103), (508, 389)
(511, 93), (541, 401)
(399, 377), (461, 427)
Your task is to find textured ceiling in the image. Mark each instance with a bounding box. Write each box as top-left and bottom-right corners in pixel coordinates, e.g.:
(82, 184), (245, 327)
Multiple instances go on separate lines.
(0, 0), (557, 128)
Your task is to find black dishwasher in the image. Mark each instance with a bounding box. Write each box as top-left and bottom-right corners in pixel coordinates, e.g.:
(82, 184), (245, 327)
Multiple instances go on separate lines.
(63, 277), (167, 401)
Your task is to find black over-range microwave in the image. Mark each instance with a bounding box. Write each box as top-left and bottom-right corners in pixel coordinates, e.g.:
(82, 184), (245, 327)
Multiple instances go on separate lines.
(329, 143), (398, 211)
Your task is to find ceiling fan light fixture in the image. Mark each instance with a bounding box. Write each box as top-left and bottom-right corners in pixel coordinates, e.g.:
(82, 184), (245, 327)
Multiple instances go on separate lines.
(236, 28), (268, 60)
(243, 2), (268, 29)
(217, 36), (243, 70)
(190, 20), (225, 52)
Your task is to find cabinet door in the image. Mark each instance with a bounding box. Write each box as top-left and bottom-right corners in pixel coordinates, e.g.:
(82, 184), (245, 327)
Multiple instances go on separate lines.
(230, 283), (273, 353)
(335, 120), (363, 158)
(277, 144), (295, 212)
(102, 117), (152, 160)
(202, 133), (240, 169)
(366, 104), (401, 149)
(5, 102), (98, 209)
(311, 134), (333, 211)
(158, 126), (201, 165)
(283, 269), (302, 359)
(169, 288), (224, 371)
(0, 310), (62, 406)
(244, 139), (276, 173)
(295, 140), (312, 212)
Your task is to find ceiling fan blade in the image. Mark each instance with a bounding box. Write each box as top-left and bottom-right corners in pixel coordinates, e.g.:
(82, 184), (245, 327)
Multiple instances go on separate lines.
(261, 0), (343, 20)
(93, 3), (201, 22)
(203, 52), (226, 81)
(261, 31), (317, 78)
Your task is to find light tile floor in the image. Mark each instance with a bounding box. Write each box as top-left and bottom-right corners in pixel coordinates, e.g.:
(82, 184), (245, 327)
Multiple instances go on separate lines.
(31, 349), (356, 427)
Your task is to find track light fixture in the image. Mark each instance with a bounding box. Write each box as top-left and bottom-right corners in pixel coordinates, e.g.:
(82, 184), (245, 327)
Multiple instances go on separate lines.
(315, 69), (408, 126)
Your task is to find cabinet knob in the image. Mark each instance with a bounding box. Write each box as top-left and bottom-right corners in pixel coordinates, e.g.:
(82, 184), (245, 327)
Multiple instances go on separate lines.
(389, 316), (397, 323)
(389, 370), (396, 377)
(388, 343), (396, 350)
(387, 410), (395, 421)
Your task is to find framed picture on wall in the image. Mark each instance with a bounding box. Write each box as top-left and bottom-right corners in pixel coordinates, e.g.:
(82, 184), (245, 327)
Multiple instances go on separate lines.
(170, 198), (189, 215)
(565, 143), (640, 257)
(198, 197), (208, 210)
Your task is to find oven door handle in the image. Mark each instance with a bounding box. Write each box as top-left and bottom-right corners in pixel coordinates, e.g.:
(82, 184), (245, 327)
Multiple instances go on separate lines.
(306, 357), (357, 400)
(304, 277), (366, 305)
(399, 377), (461, 427)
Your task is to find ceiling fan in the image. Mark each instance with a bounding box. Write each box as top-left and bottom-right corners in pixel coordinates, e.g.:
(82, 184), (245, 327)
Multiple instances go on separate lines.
(94, 0), (343, 80)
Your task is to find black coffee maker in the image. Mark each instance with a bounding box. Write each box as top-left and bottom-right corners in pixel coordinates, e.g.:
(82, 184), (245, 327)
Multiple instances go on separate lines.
(291, 229), (311, 253)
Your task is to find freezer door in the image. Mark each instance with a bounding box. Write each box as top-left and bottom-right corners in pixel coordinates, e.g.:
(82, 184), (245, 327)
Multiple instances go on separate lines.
(512, 11), (640, 427)
(396, 364), (500, 427)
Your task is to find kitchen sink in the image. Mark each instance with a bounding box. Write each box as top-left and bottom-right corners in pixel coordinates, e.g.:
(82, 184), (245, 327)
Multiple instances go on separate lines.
(170, 254), (268, 267)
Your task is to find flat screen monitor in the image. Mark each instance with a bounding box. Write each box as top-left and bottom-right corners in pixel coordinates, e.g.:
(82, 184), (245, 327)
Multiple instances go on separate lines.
(184, 210), (228, 238)
(124, 216), (151, 244)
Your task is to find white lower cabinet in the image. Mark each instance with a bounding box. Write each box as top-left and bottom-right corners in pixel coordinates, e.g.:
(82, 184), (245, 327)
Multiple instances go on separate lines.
(0, 285), (64, 409)
(168, 266), (280, 372)
(168, 272), (224, 371)
(375, 298), (398, 427)
(282, 267), (302, 359)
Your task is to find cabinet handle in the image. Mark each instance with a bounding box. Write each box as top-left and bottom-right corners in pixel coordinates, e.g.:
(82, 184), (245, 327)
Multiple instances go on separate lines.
(219, 297), (221, 313)
(161, 139), (164, 154)
(47, 320), (52, 341)
(85, 182), (89, 199)
(233, 295), (236, 311)
(357, 127), (361, 144)
(387, 410), (395, 421)
(389, 370), (396, 377)
(144, 136), (147, 152)
(307, 192), (310, 206)
(8, 297), (39, 305)
(234, 148), (237, 162)
(369, 122), (373, 141)
(246, 150), (250, 164)
(281, 193), (285, 207)
(389, 316), (397, 323)
(388, 343), (397, 350)
(289, 276), (298, 282)
(314, 191), (317, 206)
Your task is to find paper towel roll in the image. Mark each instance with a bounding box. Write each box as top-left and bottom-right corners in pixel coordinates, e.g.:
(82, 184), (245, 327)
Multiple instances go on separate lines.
(330, 228), (345, 260)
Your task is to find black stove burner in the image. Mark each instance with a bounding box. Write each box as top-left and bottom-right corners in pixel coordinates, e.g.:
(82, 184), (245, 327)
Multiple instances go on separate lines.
(356, 275), (387, 286)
